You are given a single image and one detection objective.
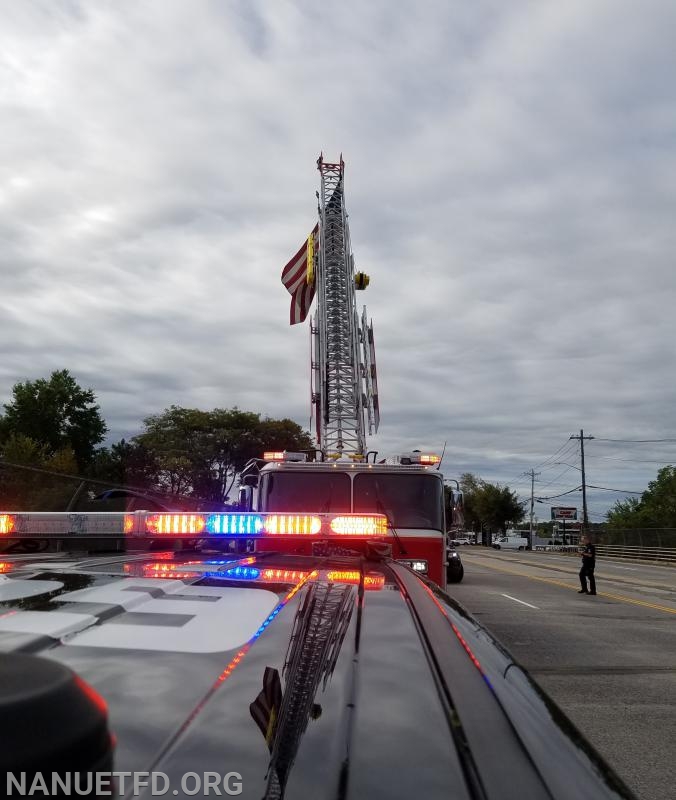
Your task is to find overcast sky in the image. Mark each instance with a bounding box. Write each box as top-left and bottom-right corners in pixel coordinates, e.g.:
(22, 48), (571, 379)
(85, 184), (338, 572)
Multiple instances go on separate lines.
(2, 0), (675, 520)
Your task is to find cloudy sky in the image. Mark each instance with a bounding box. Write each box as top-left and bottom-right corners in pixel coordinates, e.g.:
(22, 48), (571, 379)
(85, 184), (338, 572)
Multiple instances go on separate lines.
(2, 0), (675, 520)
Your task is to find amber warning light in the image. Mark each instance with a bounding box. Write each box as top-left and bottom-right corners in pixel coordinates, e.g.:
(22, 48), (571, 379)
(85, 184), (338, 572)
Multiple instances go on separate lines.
(0, 515), (16, 535)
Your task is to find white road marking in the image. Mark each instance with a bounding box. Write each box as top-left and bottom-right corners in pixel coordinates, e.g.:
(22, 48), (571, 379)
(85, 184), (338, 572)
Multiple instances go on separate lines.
(501, 593), (539, 609)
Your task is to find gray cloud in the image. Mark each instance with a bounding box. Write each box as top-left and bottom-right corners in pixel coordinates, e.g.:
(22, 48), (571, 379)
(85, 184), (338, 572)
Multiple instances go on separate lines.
(1, 0), (675, 519)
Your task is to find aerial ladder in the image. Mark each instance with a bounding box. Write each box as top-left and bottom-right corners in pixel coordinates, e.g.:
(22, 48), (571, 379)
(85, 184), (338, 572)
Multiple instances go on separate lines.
(311, 155), (379, 459)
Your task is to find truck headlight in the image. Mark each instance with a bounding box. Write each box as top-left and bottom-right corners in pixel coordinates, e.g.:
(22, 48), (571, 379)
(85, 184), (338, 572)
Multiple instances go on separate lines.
(397, 558), (428, 574)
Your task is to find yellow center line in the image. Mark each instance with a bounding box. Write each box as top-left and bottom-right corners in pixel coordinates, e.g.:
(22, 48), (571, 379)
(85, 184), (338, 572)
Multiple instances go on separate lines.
(462, 557), (676, 616)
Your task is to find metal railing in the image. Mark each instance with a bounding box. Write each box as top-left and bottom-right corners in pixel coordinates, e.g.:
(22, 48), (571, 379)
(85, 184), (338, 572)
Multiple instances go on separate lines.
(534, 528), (676, 565)
(594, 543), (676, 564)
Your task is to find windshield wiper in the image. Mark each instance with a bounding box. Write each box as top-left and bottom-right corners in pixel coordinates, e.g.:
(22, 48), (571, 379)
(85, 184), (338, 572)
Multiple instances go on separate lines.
(373, 483), (407, 556)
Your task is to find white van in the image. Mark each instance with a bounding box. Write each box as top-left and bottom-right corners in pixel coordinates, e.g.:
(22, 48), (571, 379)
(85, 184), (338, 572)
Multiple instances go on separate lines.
(492, 534), (529, 551)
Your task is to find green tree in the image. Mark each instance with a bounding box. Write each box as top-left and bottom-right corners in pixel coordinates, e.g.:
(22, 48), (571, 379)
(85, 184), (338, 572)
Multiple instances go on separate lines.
(474, 483), (525, 534)
(0, 433), (81, 510)
(0, 370), (107, 468)
(606, 466), (676, 528)
(133, 406), (313, 505)
(87, 439), (156, 490)
(459, 473), (483, 531)
(451, 472), (525, 535)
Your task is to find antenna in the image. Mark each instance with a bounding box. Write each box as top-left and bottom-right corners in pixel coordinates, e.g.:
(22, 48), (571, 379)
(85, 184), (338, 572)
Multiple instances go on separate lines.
(437, 440), (447, 470)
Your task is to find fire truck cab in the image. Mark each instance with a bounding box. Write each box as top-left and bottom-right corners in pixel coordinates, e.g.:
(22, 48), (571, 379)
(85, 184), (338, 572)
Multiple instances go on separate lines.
(240, 451), (464, 588)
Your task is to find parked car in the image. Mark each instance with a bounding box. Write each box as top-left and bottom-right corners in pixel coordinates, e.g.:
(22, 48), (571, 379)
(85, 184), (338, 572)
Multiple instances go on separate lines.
(447, 533), (473, 546)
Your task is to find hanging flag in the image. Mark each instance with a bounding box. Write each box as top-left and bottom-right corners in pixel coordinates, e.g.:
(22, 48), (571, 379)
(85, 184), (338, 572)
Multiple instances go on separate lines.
(281, 224), (319, 325)
(249, 666), (283, 750)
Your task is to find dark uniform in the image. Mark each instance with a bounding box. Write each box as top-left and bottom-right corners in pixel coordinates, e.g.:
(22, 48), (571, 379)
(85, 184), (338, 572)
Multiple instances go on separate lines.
(579, 540), (596, 595)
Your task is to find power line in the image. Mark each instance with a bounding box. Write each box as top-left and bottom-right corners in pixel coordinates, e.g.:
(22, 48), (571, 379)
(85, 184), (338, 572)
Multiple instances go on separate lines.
(531, 438), (578, 471)
(593, 438), (676, 443)
(539, 455), (580, 473)
(587, 484), (643, 495)
(536, 486), (582, 501)
(537, 465), (578, 489)
(588, 456), (674, 464)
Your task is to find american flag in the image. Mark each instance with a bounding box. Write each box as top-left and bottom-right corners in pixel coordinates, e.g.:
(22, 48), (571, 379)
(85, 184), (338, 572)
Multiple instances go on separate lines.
(249, 666), (282, 749)
(281, 224), (319, 325)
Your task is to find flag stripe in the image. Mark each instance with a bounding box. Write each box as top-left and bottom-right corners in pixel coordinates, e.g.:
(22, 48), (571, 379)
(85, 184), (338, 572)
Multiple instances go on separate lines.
(281, 224), (319, 325)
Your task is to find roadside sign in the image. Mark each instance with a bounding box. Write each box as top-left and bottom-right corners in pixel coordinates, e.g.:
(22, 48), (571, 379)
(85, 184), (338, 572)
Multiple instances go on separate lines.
(551, 507), (577, 520)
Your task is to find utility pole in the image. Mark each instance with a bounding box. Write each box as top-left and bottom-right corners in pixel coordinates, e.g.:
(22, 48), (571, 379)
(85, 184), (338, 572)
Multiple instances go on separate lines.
(528, 469), (540, 548)
(570, 429), (594, 534)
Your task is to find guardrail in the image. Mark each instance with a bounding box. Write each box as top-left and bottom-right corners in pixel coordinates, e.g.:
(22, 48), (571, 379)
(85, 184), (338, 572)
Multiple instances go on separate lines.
(595, 544), (676, 564)
(534, 544), (676, 564)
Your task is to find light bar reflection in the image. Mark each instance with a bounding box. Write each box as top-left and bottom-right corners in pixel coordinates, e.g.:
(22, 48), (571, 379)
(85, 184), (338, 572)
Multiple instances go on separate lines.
(261, 569), (312, 582)
(125, 562), (199, 579)
(326, 570), (385, 590)
(121, 561), (386, 591)
(223, 566), (260, 580)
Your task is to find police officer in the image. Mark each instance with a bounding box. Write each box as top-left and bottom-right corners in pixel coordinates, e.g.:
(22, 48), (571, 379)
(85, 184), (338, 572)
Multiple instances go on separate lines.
(578, 534), (597, 595)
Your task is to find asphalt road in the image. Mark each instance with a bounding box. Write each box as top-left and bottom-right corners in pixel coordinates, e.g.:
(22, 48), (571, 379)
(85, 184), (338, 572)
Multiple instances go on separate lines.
(447, 548), (676, 800)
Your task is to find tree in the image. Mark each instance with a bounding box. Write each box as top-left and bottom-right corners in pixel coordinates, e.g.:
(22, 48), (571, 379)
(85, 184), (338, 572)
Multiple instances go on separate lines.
(0, 370), (107, 468)
(458, 473), (483, 531)
(473, 483), (525, 534)
(132, 406), (313, 505)
(0, 432), (81, 510)
(606, 466), (676, 528)
(87, 439), (157, 490)
(451, 472), (525, 535)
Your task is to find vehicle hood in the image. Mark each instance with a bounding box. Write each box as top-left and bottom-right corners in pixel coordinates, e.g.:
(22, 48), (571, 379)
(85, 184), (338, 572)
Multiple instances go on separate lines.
(0, 550), (633, 800)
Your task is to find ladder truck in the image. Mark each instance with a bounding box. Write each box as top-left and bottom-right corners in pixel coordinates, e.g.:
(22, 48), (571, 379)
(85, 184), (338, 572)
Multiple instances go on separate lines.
(245, 155), (464, 587)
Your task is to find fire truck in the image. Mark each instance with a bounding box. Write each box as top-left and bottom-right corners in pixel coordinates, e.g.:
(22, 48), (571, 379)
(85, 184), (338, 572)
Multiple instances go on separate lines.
(238, 449), (463, 586)
(246, 155), (464, 586)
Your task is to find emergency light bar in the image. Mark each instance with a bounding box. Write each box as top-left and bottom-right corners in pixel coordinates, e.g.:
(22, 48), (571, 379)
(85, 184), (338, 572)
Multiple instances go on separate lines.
(387, 452), (441, 466)
(0, 511), (388, 539)
(262, 451), (307, 463)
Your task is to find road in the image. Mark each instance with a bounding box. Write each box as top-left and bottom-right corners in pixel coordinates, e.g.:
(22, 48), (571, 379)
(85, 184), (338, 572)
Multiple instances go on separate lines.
(448, 548), (676, 800)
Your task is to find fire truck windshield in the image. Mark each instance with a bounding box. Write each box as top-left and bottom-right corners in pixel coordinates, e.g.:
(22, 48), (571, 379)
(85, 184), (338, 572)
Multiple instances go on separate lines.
(259, 471), (443, 530)
(353, 474), (443, 530)
(260, 472), (351, 513)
